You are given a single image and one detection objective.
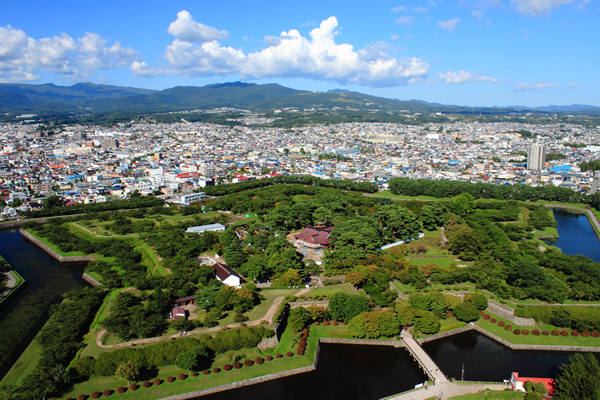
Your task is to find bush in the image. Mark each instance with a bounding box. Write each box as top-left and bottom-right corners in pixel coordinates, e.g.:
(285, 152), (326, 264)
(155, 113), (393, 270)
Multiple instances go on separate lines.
(583, 331), (590, 337)
(323, 321), (330, 326)
(154, 378), (162, 385)
(142, 381), (151, 388)
(91, 392), (99, 399)
(483, 315), (490, 320)
(166, 376), (174, 383)
(572, 330), (580, 337)
(522, 330), (529, 336)
(233, 313), (248, 323)
(542, 330), (549, 336)
(129, 384), (137, 391)
(505, 325), (513, 332)
(255, 357), (264, 365)
(314, 322), (320, 326)
(203, 369), (210, 375)
(332, 320), (339, 326)
(178, 374), (186, 380)
(192, 372), (198, 377)
(297, 348), (305, 356)
(234, 362), (242, 369)
(223, 364), (232, 371)
(116, 387), (125, 394)
(498, 321), (505, 327)
(267, 356), (273, 361)
(532, 330), (540, 336)
(244, 359), (253, 367)
(103, 389), (112, 396)
(592, 331), (600, 338)
(286, 352), (293, 357)
(276, 353), (283, 358)
(212, 367), (220, 373)
(560, 330), (568, 337)
(78, 395), (86, 400)
(551, 330), (559, 336)
(479, 311), (484, 316)
(490, 318), (497, 323)
(513, 329), (520, 335)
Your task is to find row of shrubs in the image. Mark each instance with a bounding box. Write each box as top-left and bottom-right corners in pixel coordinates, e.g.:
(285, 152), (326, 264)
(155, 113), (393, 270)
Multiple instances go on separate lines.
(285, 295), (329, 302)
(297, 327), (310, 356)
(482, 314), (600, 338)
(314, 320), (342, 326)
(69, 348), (307, 399)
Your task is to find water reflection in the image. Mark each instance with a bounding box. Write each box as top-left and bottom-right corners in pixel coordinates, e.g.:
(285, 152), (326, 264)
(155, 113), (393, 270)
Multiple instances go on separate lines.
(550, 209), (600, 262)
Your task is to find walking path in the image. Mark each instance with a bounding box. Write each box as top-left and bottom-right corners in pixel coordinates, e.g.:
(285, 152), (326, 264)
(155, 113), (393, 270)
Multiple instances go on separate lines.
(400, 330), (447, 383)
(1, 271), (17, 300)
(387, 382), (510, 400)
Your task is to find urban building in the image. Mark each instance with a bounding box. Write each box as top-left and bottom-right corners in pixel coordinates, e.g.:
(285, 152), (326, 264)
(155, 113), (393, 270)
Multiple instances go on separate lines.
(527, 144), (546, 171)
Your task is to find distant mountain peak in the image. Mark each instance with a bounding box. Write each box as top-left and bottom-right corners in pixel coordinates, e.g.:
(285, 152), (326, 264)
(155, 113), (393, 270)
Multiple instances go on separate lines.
(210, 82), (255, 89)
(327, 89), (351, 93)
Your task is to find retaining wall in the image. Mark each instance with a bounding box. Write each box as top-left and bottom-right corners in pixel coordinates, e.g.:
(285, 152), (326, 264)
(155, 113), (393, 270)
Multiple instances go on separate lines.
(20, 229), (96, 263)
(487, 301), (535, 326)
(82, 273), (101, 287)
(320, 337), (405, 347)
(290, 301), (329, 309)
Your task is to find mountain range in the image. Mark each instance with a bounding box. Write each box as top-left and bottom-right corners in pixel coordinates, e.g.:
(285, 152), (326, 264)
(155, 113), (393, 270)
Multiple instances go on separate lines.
(0, 81), (598, 116)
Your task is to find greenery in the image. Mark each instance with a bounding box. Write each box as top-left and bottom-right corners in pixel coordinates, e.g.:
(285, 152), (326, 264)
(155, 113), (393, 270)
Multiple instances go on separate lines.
(554, 353), (600, 400)
(22, 195), (164, 218)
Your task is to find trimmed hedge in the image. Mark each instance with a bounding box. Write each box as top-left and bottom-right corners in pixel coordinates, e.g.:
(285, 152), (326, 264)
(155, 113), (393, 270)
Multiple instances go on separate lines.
(483, 315), (490, 320)
(505, 325), (513, 332)
(583, 331), (590, 337)
(332, 320), (339, 326)
(513, 329), (521, 335)
(297, 348), (305, 356)
(498, 321), (505, 327)
(532, 330), (540, 336)
(192, 372), (198, 377)
(153, 379), (162, 386)
(178, 374), (186, 380)
(103, 389), (112, 396)
(234, 361), (242, 369)
(490, 318), (497, 323)
(116, 387), (125, 394)
(593, 331), (600, 338)
(323, 321), (330, 326)
(244, 359), (253, 367)
(203, 369), (210, 375)
(142, 381), (151, 388)
(255, 357), (264, 365)
(551, 330), (559, 336)
(572, 331), (580, 337)
(560, 330), (568, 337)
(522, 330), (529, 336)
(91, 392), (99, 399)
(267, 356), (273, 361)
(542, 330), (549, 336)
(129, 384), (137, 392)
(276, 353), (283, 358)
(223, 364), (232, 371)
(314, 322), (320, 326)
(286, 352), (293, 357)
(78, 395), (86, 400)
(212, 367), (220, 373)
(166, 376), (174, 383)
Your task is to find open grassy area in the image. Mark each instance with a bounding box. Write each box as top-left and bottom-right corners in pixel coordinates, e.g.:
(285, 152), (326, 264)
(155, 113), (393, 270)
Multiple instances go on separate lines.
(0, 337), (42, 386)
(409, 257), (469, 269)
(448, 389), (524, 400)
(244, 289), (297, 322)
(308, 283), (356, 296)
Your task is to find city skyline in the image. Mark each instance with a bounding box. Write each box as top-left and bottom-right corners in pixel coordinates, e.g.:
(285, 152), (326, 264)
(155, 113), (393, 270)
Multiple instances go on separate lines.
(0, 0), (598, 107)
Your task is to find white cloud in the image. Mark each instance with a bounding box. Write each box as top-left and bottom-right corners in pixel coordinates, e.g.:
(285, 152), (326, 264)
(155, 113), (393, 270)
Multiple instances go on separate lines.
(167, 10), (228, 42)
(0, 25), (138, 82)
(510, 0), (577, 17)
(471, 10), (484, 21)
(390, 34), (400, 40)
(412, 7), (429, 12)
(514, 82), (558, 92)
(439, 70), (500, 84)
(567, 82), (579, 90)
(395, 16), (416, 26)
(438, 18), (461, 33)
(162, 39), (245, 78)
(131, 61), (164, 78)
(391, 5), (407, 11)
(301, 21), (317, 27)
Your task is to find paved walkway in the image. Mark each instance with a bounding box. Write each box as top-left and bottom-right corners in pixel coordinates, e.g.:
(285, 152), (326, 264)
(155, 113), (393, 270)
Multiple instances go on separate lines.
(388, 382), (511, 400)
(1, 271), (17, 299)
(401, 330), (447, 383)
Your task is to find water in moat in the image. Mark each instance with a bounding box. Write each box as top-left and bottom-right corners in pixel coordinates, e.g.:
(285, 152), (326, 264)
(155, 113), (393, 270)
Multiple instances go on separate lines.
(549, 209), (600, 262)
(0, 229), (87, 381)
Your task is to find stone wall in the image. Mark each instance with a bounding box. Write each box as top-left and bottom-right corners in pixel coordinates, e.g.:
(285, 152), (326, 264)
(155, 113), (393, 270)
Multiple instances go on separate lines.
(417, 325), (475, 344)
(82, 273), (101, 287)
(290, 301), (329, 309)
(487, 301), (535, 326)
(20, 229), (96, 263)
(320, 337), (405, 348)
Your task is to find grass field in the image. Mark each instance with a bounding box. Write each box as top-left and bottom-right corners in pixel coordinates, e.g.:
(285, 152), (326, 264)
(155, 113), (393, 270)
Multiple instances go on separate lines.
(0, 337), (42, 386)
(448, 389), (524, 400)
(308, 283), (356, 296)
(409, 257), (469, 269)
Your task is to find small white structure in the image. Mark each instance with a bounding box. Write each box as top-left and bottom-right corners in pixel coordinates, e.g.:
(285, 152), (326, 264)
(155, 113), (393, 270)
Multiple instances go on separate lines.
(211, 262), (242, 288)
(2, 206), (18, 218)
(186, 223), (226, 234)
(180, 192), (205, 204)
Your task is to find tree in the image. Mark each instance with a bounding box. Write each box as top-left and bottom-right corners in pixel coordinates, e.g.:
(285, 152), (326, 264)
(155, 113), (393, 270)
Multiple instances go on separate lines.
(329, 293), (370, 322)
(115, 361), (139, 386)
(463, 292), (488, 311)
(288, 307), (310, 332)
(175, 345), (210, 373)
(554, 353), (600, 400)
(454, 302), (480, 322)
(345, 271), (366, 286)
(414, 310), (440, 334)
(278, 268), (302, 286)
(451, 193), (475, 216)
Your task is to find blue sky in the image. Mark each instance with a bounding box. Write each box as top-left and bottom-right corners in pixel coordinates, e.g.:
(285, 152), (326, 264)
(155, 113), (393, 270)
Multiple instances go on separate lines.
(0, 0), (597, 107)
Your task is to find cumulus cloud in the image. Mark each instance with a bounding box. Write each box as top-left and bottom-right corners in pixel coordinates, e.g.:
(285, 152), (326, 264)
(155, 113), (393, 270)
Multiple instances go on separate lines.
(391, 5), (407, 11)
(567, 82), (579, 90)
(149, 14), (429, 87)
(513, 82), (558, 92)
(167, 10), (228, 42)
(510, 0), (577, 16)
(472, 10), (484, 21)
(439, 70), (500, 84)
(0, 25), (138, 82)
(438, 18), (461, 33)
(395, 16), (416, 26)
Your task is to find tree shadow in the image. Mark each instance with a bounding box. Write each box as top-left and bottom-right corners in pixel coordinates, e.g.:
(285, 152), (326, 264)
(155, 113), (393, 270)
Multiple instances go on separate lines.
(138, 366), (159, 381)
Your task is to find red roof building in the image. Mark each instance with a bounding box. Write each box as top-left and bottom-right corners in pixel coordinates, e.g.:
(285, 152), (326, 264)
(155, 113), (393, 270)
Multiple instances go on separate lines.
(294, 225), (334, 248)
(510, 372), (554, 395)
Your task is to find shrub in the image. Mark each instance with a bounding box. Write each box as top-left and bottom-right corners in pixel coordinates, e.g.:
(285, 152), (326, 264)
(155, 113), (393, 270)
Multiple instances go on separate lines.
(276, 353), (283, 358)
(490, 318), (497, 323)
(78, 395), (86, 400)
(532, 330), (540, 336)
(178, 374), (186, 380)
(479, 311), (484, 316)
(244, 359), (253, 367)
(267, 356), (273, 361)
(332, 320), (339, 326)
(234, 362), (242, 369)
(103, 389), (112, 396)
(166, 376), (174, 383)
(302, 329), (309, 335)
(129, 384), (137, 392)
(212, 367), (220, 373)
(551, 330), (559, 336)
(297, 348), (305, 356)
(522, 330), (529, 336)
(593, 331), (600, 338)
(142, 381), (151, 388)
(498, 321), (505, 327)
(286, 352), (293, 357)
(560, 331), (568, 337)
(223, 364), (232, 371)
(192, 372), (198, 377)
(255, 357), (264, 365)
(513, 329), (520, 335)
(203, 369), (210, 375)
(323, 321), (330, 326)
(116, 387), (125, 394)
(505, 325), (512, 332)
(483, 315), (490, 320)
(154, 379), (162, 385)
(583, 331), (590, 337)
(542, 330), (549, 336)
(91, 392), (99, 399)
(572, 331), (580, 337)
(314, 322), (320, 326)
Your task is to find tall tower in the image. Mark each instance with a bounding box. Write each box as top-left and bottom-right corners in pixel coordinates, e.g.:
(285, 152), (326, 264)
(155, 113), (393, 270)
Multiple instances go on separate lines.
(528, 144), (546, 171)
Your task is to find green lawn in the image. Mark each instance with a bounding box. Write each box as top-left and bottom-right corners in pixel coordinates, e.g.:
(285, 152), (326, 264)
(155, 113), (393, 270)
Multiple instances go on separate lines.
(0, 338), (42, 386)
(308, 283), (356, 296)
(244, 289), (297, 322)
(448, 389), (524, 400)
(409, 257), (469, 269)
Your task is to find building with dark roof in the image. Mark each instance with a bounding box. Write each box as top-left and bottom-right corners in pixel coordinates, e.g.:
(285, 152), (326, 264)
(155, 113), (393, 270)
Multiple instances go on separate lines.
(294, 223), (334, 248)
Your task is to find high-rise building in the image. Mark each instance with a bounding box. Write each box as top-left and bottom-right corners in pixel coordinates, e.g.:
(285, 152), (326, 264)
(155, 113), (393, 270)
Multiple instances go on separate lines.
(527, 144), (546, 171)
